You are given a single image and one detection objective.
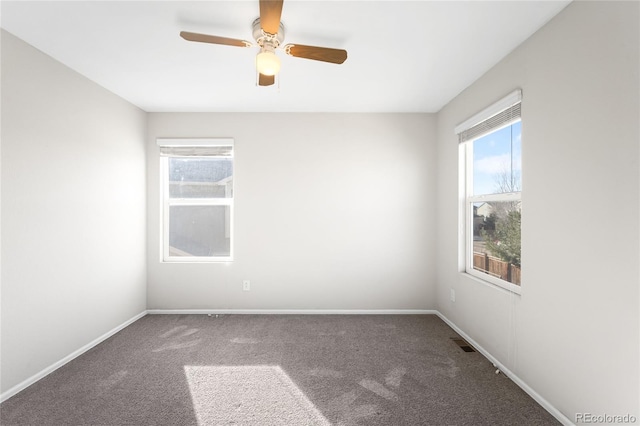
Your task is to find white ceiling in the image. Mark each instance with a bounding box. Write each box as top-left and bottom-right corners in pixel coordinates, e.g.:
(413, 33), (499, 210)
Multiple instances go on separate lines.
(1, 1), (571, 113)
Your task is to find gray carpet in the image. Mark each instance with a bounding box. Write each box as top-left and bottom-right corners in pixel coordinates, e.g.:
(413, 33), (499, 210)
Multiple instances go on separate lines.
(0, 314), (559, 425)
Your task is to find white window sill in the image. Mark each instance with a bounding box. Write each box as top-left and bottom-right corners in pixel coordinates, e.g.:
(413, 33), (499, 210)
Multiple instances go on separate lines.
(162, 257), (233, 264)
(460, 271), (522, 296)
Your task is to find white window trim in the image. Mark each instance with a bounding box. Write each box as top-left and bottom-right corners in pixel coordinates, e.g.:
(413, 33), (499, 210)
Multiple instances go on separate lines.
(457, 91), (522, 294)
(158, 138), (234, 263)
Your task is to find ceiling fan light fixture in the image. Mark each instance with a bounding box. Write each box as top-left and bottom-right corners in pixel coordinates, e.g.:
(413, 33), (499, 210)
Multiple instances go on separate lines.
(256, 47), (281, 76)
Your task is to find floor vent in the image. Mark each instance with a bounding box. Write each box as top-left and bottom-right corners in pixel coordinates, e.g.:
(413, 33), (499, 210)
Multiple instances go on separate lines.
(450, 337), (476, 352)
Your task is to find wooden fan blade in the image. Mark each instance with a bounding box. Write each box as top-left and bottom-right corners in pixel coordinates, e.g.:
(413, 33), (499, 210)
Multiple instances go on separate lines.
(258, 73), (275, 86)
(259, 0), (284, 35)
(284, 44), (347, 64)
(180, 31), (251, 48)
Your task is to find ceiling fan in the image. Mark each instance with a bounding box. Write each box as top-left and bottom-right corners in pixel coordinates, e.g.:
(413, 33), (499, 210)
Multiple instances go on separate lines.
(180, 0), (348, 87)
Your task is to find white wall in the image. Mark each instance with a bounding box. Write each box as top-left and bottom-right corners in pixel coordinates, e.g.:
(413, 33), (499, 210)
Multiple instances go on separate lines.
(1, 31), (147, 394)
(436, 1), (639, 421)
(147, 113), (436, 310)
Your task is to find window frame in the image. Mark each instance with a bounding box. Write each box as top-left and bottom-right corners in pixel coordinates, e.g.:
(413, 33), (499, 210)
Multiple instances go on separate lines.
(456, 90), (522, 294)
(158, 138), (234, 263)
(461, 126), (522, 294)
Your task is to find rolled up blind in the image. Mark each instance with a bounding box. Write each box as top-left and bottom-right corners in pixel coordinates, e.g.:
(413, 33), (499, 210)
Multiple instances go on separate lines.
(156, 138), (234, 157)
(455, 90), (522, 143)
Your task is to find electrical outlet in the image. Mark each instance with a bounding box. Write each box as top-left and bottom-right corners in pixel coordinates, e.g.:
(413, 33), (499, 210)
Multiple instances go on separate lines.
(450, 289), (456, 302)
(243, 280), (251, 291)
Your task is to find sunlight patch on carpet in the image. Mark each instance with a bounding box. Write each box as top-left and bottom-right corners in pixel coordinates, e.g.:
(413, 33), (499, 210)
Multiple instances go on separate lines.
(184, 365), (330, 426)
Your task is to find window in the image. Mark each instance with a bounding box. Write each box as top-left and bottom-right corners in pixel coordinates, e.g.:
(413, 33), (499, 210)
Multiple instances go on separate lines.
(158, 138), (234, 262)
(457, 91), (522, 292)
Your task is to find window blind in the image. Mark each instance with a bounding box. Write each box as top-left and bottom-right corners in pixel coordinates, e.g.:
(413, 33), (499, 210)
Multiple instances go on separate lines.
(157, 138), (234, 157)
(455, 89), (522, 143)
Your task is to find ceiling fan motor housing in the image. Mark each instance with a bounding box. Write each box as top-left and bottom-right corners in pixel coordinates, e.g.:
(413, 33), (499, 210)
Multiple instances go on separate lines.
(252, 17), (285, 49)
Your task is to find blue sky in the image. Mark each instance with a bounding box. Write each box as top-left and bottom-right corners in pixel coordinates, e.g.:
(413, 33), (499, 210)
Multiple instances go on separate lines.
(472, 121), (522, 195)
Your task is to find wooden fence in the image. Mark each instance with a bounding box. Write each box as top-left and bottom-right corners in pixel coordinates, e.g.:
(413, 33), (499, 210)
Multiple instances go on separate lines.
(473, 252), (521, 285)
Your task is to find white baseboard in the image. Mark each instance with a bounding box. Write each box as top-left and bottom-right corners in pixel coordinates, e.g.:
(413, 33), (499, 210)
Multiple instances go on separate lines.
(0, 310), (148, 403)
(147, 309), (438, 315)
(434, 312), (573, 426)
